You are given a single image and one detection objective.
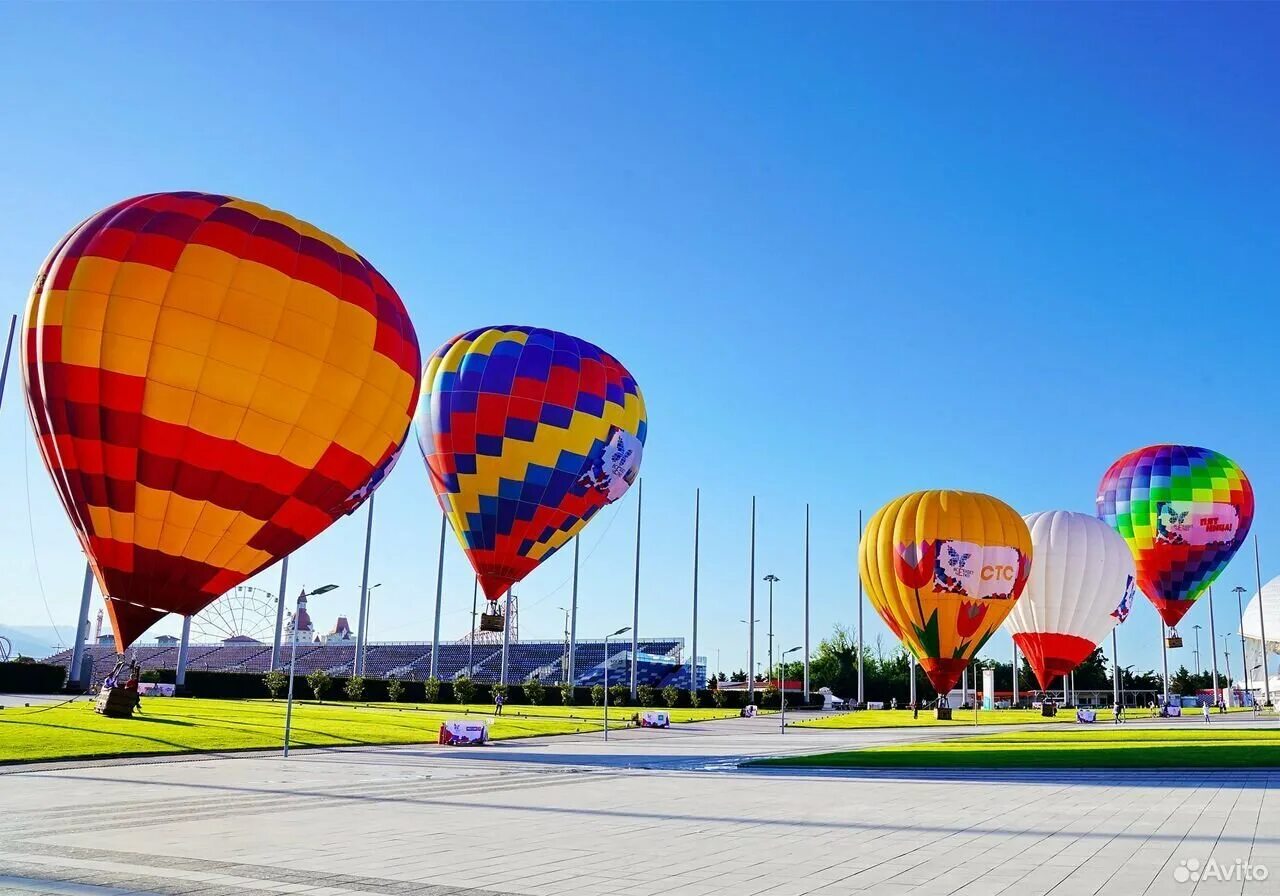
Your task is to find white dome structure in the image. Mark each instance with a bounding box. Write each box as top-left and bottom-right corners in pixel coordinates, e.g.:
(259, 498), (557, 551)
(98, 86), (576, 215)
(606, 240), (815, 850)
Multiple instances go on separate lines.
(1239, 575), (1280, 696)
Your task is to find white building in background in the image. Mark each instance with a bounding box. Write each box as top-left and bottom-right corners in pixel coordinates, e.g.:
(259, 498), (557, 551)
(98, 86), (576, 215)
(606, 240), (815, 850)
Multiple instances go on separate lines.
(1240, 575), (1280, 699)
(284, 591), (316, 644)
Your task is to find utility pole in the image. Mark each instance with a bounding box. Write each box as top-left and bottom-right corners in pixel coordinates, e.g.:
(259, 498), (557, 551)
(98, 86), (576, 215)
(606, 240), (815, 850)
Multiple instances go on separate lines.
(1233, 586), (1251, 698)
(763, 574), (779, 685)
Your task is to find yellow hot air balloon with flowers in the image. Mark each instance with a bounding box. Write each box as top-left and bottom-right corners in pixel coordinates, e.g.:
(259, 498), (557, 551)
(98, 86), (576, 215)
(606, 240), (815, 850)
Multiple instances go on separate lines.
(859, 490), (1032, 695)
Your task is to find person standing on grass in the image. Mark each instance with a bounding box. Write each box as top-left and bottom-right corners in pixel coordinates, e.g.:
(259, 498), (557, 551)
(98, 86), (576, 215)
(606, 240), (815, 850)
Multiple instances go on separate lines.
(494, 691), (504, 716)
(1113, 702), (1121, 724)
(1202, 699), (1211, 723)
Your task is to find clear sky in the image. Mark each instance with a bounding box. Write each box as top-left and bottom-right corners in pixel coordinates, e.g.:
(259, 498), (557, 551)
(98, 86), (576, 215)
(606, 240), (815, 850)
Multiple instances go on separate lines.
(1, 4), (1277, 681)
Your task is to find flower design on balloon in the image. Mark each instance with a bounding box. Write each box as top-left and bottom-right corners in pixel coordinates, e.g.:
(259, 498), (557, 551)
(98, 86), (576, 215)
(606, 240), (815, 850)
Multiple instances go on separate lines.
(894, 541), (936, 589)
(956, 601), (988, 639)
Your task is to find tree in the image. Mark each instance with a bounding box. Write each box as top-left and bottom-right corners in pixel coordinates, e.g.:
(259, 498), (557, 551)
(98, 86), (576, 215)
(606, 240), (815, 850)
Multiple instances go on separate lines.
(687, 689), (701, 708)
(558, 681), (575, 706)
(1171, 665), (1196, 696)
(424, 676), (442, 704)
(524, 678), (546, 705)
(591, 684), (605, 706)
(387, 678), (405, 703)
(711, 688), (727, 707)
(717, 671), (727, 682)
(306, 669), (331, 703)
(637, 684), (657, 707)
(453, 676), (473, 704)
(343, 676), (365, 702)
(662, 685), (680, 708)
(729, 669), (747, 683)
(263, 670), (287, 699)
(608, 683), (628, 706)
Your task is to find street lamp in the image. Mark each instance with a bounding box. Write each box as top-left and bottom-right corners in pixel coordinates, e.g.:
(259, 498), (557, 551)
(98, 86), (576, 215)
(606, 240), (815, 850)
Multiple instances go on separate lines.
(1233, 586), (1251, 697)
(358, 583), (382, 675)
(1192, 624), (1202, 676)
(779, 645), (802, 732)
(763, 575), (779, 684)
(603, 626), (630, 742)
(284, 584), (338, 757)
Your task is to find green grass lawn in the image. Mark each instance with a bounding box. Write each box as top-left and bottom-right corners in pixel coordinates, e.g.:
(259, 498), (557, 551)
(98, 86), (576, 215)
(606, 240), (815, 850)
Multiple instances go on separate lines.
(0, 697), (742, 765)
(755, 727), (1280, 769)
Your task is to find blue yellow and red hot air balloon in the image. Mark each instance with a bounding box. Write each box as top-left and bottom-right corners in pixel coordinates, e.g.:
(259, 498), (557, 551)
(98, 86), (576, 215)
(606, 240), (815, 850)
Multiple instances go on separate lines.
(415, 327), (646, 612)
(1097, 445), (1253, 631)
(22, 192), (421, 648)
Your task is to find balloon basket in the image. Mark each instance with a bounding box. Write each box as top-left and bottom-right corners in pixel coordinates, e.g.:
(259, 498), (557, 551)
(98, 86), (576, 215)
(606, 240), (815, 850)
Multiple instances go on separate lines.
(935, 707), (952, 721)
(1165, 636), (1183, 648)
(479, 611), (505, 633)
(94, 687), (137, 719)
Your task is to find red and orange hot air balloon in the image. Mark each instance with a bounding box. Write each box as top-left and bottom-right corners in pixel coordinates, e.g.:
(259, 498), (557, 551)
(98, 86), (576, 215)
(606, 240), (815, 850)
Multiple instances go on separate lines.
(22, 192), (421, 648)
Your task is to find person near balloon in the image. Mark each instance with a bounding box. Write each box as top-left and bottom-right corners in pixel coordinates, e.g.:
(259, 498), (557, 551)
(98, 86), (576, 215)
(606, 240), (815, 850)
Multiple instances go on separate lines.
(1113, 702), (1122, 725)
(494, 692), (505, 716)
(1202, 700), (1211, 724)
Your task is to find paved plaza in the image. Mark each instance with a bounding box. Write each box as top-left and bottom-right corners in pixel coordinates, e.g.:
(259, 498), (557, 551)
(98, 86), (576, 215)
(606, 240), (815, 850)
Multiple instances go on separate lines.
(2, 715), (1277, 896)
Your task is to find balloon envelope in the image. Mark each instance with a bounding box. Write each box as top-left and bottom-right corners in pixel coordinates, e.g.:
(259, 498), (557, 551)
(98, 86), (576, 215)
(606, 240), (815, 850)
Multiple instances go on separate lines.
(416, 326), (646, 601)
(1097, 445), (1253, 629)
(859, 490), (1031, 694)
(23, 192), (421, 647)
(1004, 511), (1136, 690)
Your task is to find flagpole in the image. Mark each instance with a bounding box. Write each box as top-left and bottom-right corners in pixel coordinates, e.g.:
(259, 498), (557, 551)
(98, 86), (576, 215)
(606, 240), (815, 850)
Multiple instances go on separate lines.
(270, 556), (289, 672)
(803, 503), (810, 701)
(1256, 535), (1272, 706)
(500, 589), (512, 686)
(69, 562), (93, 689)
(0, 314), (16, 416)
(429, 512), (447, 680)
(353, 493), (375, 677)
(1203, 586), (1220, 707)
(568, 535), (580, 687)
(857, 509), (864, 706)
(1160, 618), (1170, 705)
(467, 578), (478, 675)
(748, 496), (756, 703)
(691, 489), (700, 694)
(629, 478), (643, 698)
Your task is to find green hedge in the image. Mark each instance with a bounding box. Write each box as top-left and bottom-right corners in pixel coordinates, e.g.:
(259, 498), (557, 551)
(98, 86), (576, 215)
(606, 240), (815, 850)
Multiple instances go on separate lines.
(0, 661), (67, 694)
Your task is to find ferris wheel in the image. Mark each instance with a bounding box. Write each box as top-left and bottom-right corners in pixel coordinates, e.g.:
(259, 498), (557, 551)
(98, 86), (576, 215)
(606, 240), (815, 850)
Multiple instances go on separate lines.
(192, 585), (278, 643)
(0, 636), (11, 661)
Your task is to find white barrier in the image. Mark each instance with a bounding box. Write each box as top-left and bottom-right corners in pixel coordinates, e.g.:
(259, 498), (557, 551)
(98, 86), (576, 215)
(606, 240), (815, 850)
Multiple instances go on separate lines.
(639, 710), (670, 728)
(137, 683), (175, 697)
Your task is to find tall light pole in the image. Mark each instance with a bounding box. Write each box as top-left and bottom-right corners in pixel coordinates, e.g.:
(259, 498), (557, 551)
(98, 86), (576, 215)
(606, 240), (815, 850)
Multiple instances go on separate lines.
(857, 509), (864, 706)
(1233, 586), (1251, 698)
(557, 606), (571, 684)
(780, 645), (802, 732)
(466, 578), (479, 676)
(803, 504), (810, 701)
(630, 479), (643, 699)
(269, 556), (290, 673)
(359, 584), (381, 675)
(1111, 629), (1120, 708)
(1192, 624), (1202, 676)
(284, 584), (338, 758)
(763, 574), (779, 685)
(603, 626), (630, 742)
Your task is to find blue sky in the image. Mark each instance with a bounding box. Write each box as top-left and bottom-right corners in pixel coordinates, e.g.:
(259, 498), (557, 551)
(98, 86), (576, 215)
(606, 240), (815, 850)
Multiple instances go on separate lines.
(1, 4), (1277, 681)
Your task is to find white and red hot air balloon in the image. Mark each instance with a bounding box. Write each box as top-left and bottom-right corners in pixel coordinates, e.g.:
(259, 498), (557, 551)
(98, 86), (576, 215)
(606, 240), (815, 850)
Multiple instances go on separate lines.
(1005, 511), (1136, 690)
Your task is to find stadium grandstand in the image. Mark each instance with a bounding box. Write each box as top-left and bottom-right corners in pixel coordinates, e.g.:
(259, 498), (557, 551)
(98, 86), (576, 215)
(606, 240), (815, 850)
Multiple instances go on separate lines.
(43, 637), (707, 692)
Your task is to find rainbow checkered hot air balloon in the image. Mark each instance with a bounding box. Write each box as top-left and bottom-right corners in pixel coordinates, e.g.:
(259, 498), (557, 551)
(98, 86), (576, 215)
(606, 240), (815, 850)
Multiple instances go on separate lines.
(415, 327), (646, 609)
(22, 192), (421, 648)
(1097, 445), (1254, 630)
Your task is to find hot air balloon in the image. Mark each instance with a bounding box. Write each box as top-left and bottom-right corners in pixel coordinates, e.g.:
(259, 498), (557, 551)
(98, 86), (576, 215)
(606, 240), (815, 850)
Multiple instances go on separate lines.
(1097, 445), (1253, 636)
(416, 327), (646, 625)
(1004, 511), (1136, 690)
(22, 192), (421, 648)
(859, 490), (1031, 695)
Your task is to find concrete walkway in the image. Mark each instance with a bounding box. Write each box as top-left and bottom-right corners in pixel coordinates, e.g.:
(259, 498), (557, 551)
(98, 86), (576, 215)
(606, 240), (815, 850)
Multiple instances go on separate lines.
(2, 714), (1276, 895)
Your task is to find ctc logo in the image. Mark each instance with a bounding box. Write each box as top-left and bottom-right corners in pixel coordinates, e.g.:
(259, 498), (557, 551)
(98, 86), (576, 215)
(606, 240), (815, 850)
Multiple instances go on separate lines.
(981, 564), (1014, 582)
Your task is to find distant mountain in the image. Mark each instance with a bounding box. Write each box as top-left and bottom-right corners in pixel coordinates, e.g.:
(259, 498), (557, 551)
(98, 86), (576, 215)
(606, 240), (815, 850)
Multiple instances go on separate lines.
(0, 625), (76, 661)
